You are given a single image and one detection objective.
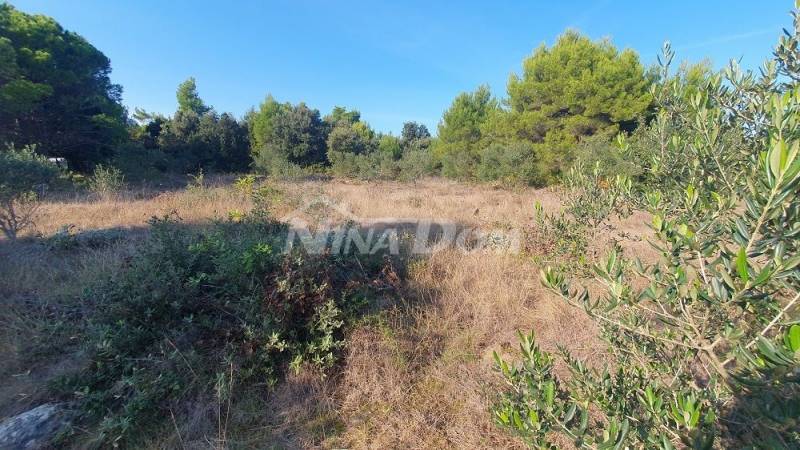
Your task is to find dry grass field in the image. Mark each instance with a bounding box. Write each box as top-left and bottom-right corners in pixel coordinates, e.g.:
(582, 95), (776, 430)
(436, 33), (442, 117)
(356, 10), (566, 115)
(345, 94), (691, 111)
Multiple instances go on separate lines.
(0, 176), (655, 449)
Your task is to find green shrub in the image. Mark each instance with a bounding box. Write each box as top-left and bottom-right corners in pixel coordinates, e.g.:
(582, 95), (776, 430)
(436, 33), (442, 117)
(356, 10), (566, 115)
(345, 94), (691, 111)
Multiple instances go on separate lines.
(56, 213), (399, 445)
(572, 132), (641, 180)
(494, 16), (800, 448)
(395, 148), (439, 182)
(0, 144), (61, 239)
(329, 146), (438, 182)
(561, 161), (631, 228)
(253, 150), (310, 180)
(251, 182), (285, 214)
(440, 146), (480, 181)
(111, 142), (170, 182)
(619, 47), (750, 204)
(524, 202), (591, 273)
(477, 141), (544, 186)
(328, 150), (378, 179)
(233, 174), (257, 196)
(87, 164), (125, 200)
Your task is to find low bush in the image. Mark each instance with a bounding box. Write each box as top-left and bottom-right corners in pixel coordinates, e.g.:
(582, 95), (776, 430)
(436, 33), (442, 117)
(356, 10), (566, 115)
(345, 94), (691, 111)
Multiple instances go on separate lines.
(46, 224), (127, 251)
(111, 142), (170, 182)
(329, 147), (439, 182)
(524, 202), (591, 273)
(561, 161), (631, 228)
(572, 132), (641, 180)
(395, 148), (439, 182)
(233, 174), (257, 196)
(87, 164), (125, 200)
(0, 145), (61, 239)
(477, 141), (544, 186)
(253, 150), (314, 180)
(55, 212), (400, 445)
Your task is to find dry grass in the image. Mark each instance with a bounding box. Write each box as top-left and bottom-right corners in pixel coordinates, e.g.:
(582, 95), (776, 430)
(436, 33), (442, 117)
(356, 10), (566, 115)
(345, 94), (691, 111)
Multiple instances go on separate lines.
(333, 250), (602, 449)
(0, 176), (652, 448)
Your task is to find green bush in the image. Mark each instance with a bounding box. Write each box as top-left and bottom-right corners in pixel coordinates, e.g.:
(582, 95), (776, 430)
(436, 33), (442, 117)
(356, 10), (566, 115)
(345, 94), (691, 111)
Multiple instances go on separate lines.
(111, 142), (170, 182)
(524, 202), (591, 273)
(329, 145), (439, 182)
(440, 145), (480, 181)
(395, 148), (439, 182)
(252, 149), (310, 180)
(233, 174), (257, 196)
(56, 213), (399, 445)
(494, 15), (800, 449)
(571, 132), (641, 180)
(619, 49), (750, 203)
(0, 145), (61, 239)
(87, 164), (125, 200)
(477, 141), (544, 186)
(561, 161), (631, 228)
(328, 150), (378, 179)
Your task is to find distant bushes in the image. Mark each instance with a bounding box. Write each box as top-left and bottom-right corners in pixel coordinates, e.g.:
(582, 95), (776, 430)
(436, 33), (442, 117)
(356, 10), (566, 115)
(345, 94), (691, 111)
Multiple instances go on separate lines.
(476, 142), (543, 186)
(4, 1), (660, 188)
(5, 5), (657, 189)
(111, 142), (170, 182)
(156, 109), (250, 173)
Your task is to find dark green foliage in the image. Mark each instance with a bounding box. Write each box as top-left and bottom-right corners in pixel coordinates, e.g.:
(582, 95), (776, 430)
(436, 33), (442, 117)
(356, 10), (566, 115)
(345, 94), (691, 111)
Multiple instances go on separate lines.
(476, 141), (543, 186)
(248, 95), (284, 155)
(175, 77), (210, 115)
(435, 85), (498, 180)
(251, 99), (328, 173)
(0, 4), (127, 171)
(0, 144), (61, 239)
(157, 109), (250, 173)
(326, 116), (438, 181)
(400, 121), (431, 152)
(269, 102), (327, 165)
(433, 32), (652, 185)
(377, 134), (402, 159)
(505, 30), (651, 144)
(211, 112), (251, 172)
(130, 110), (168, 150)
(58, 213), (399, 445)
(0, 144), (60, 194)
(324, 106), (361, 127)
(111, 142), (170, 182)
(327, 122), (373, 157)
(394, 147), (439, 182)
(571, 133), (641, 180)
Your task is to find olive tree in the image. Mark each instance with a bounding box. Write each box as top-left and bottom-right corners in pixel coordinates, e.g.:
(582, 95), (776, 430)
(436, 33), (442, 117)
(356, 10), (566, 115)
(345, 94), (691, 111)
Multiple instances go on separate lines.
(494, 11), (800, 449)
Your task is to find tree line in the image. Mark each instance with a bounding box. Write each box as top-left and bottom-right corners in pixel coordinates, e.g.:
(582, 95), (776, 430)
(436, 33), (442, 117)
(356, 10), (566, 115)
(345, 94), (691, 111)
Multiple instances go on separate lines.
(2, 3), (664, 185)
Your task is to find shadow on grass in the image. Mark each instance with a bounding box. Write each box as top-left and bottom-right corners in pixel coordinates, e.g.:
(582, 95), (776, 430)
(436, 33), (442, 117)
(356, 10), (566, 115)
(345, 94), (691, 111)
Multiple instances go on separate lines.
(0, 213), (501, 447)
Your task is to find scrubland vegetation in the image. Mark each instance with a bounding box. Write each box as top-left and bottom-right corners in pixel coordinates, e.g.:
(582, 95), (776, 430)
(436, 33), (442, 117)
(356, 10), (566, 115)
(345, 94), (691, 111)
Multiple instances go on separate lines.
(1, 1), (799, 449)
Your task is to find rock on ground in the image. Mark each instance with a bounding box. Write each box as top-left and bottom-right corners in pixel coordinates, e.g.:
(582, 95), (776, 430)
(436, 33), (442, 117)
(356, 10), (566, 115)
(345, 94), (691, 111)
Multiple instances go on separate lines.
(0, 403), (69, 450)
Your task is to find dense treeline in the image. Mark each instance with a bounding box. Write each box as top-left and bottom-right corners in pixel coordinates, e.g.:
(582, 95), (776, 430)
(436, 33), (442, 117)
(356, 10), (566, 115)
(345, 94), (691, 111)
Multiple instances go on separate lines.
(2, 3), (659, 185)
(0, 3), (126, 171)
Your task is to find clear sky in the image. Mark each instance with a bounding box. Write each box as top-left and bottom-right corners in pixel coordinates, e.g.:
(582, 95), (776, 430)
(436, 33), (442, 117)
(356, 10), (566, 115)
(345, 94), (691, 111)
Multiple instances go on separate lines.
(7, 0), (793, 134)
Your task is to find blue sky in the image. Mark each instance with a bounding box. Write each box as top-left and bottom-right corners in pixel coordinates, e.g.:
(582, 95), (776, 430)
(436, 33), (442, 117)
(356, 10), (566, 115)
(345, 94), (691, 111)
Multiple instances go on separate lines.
(8, 0), (793, 134)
